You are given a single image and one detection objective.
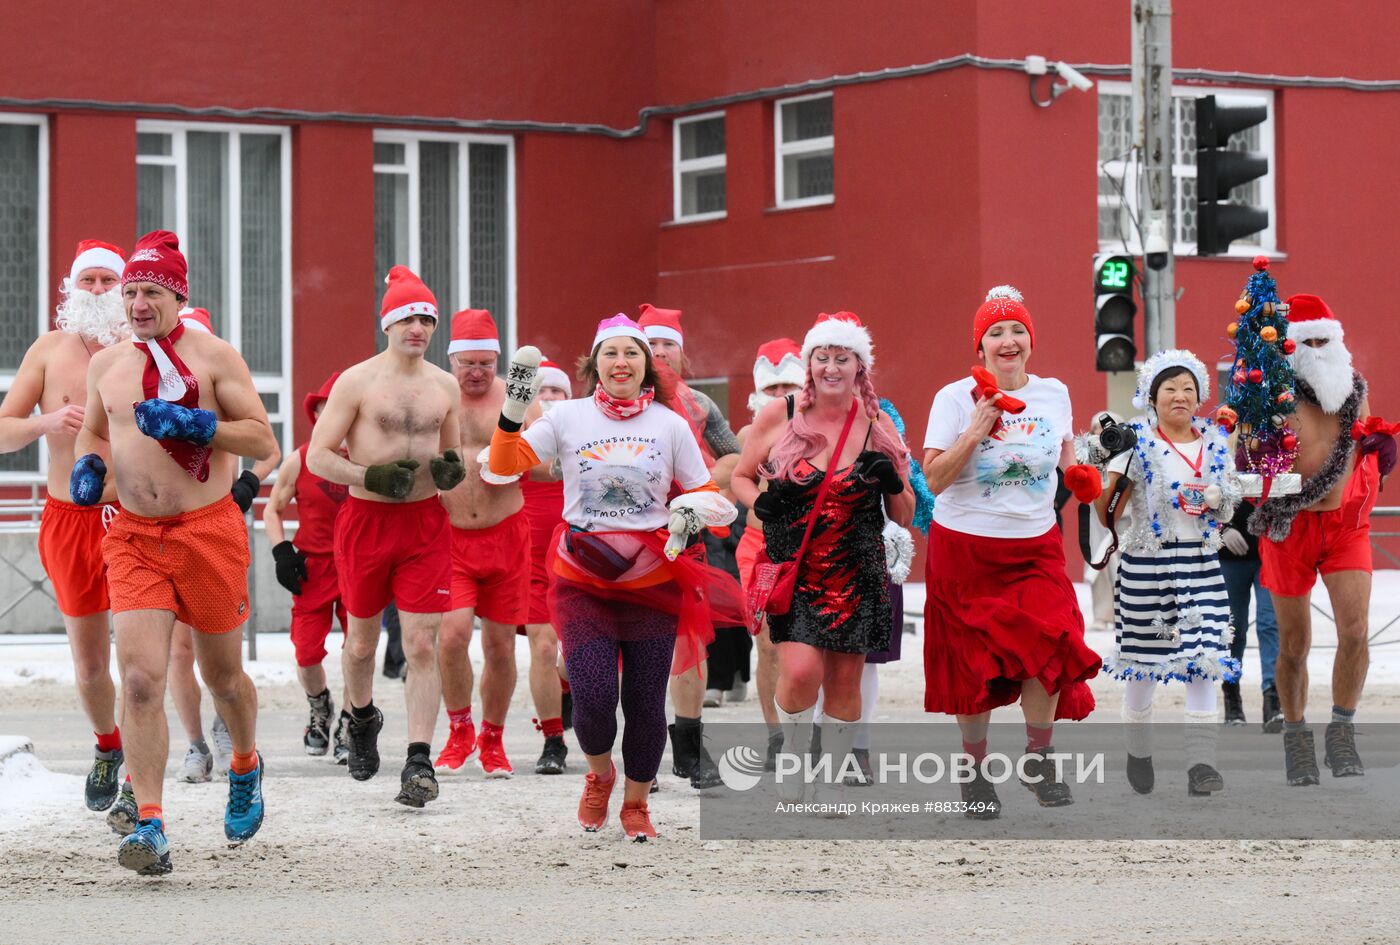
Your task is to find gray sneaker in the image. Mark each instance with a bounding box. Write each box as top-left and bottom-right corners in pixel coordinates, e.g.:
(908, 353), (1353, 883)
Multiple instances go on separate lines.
(106, 781), (138, 836)
(180, 742), (213, 783)
(212, 714), (234, 779)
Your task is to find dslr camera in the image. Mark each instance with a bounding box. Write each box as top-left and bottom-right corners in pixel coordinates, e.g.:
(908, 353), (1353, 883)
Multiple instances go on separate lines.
(1095, 413), (1137, 456)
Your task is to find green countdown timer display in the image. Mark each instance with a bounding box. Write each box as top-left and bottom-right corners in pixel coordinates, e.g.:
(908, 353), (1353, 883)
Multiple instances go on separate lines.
(1095, 255), (1134, 293)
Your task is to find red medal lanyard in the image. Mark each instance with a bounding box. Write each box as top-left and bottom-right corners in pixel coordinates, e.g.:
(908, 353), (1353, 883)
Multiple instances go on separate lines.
(1156, 427), (1204, 477)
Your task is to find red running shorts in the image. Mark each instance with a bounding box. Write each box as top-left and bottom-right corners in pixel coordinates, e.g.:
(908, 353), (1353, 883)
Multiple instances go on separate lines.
(1261, 461), (1377, 598)
(39, 498), (116, 618)
(335, 496), (451, 618)
(449, 508), (531, 624)
(290, 551), (348, 667)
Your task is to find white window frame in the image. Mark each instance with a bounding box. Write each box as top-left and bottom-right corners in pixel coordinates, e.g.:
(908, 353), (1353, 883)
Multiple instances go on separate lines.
(0, 113), (49, 483)
(672, 111), (727, 223)
(372, 129), (518, 355)
(135, 119), (294, 457)
(774, 92), (835, 210)
(1096, 81), (1277, 257)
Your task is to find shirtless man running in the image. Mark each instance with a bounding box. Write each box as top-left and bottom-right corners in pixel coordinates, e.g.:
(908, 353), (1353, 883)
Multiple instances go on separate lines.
(308, 265), (463, 808)
(74, 231), (277, 875)
(0, 240), (128, 822)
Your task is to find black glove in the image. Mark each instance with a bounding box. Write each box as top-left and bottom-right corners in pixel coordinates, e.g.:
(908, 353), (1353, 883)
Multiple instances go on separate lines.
(752, 491), (783, 523)
(430, 450), (466, 490)
(230, 469), (261, 513)
(272, 540), (308, 595)
(851, 450), (904, 495)
(364, 459), (419, 499)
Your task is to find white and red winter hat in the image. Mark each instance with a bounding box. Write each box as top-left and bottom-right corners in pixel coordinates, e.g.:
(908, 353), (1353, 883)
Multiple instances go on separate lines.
(801, 311), (873, 367)
(1284, 294), (1344, 344)
(123, 230), (188, 299)
(178, 306), (215, 335)
(638, 303), (684, 346)
(592, 313), (650, 351)
(753, 338), (805, 392)
(448, 308), (500, 354)
(380, 265), (438, 331)
(70, 239), (125, 283)
(537, 358), (572, 396)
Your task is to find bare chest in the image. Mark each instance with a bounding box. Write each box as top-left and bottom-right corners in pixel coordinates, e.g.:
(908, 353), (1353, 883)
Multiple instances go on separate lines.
(358, 386), (448, 438)
(99, 350), (215, 420)
(38, 352), (92, 413)
(1292, 402), (1346, 475)
(457, 400), (501, 452)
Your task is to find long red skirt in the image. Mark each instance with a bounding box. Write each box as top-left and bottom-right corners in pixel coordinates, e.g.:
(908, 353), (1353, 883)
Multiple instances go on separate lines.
(923, 521), (1098, 720)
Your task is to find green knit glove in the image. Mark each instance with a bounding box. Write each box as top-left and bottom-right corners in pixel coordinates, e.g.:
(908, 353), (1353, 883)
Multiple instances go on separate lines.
(364, 459), (419, 499)
(430, 450), (466, 490)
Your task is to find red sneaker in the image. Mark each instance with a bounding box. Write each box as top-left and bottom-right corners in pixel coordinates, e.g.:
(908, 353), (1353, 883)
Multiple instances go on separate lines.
(478, 727), (514, 779)
(578, 763), (616, 832)
(434, 720), (476, 769)
(619, 801), (657, 842)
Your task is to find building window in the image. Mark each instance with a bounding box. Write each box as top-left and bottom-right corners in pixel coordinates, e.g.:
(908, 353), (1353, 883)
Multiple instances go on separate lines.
(1097, 82), (1276, 255)
(135, 121), (293, 454)
(0, 114), (47, 478)
(373, 132), (515, 367)
(673, 112), (726, 222)
(775, 93), (834, 208)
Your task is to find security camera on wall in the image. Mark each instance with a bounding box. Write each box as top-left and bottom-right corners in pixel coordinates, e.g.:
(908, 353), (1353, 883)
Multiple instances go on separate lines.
(1054, 61), (1094, 92)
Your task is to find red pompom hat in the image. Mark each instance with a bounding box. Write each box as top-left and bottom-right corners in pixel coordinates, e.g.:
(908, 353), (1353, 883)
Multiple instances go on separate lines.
(70, 239), (125, 282)
(972, 285), (1035, 353)
(380, 265), (438, 331)
(638, 303), (684, 347)
(123, 230), (188, 299)
(304, 371), (342, 426)
(448, 309), (500, 354)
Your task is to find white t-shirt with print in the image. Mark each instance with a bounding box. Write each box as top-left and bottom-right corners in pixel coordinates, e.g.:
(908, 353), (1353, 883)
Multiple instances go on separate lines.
(522, 398), (712, 532)
(923, 374), (1073, 538)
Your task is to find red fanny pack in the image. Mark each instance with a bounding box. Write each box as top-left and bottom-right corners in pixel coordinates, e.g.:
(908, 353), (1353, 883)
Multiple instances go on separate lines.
(747, 399), (858, 627)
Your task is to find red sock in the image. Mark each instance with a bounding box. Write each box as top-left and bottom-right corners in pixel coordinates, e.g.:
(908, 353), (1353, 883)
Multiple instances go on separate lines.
(95, 727), (121, 753)
(482, 721), (504, 740)
(231, 749), (259, 775)
(448, 706), (473, 727)
(1026, 723), (1054, 752)
(961, 738), (988, 763)
(138, 804), (163, 825)
(558, 677), (571, 694)
(537, 717), (564, 739)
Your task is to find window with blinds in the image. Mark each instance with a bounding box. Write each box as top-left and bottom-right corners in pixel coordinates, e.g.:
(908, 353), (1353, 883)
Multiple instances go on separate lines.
(0, 115), (46, 477)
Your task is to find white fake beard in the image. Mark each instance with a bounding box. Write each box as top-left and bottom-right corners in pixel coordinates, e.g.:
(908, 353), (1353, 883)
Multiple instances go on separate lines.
(747, 390), (773, 417)
(1289, 337), (1353, 413)
(55, 282), (130, 347)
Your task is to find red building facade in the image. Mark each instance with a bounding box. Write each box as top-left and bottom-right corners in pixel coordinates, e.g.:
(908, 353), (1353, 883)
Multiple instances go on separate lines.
(3, 0), (1398, 565)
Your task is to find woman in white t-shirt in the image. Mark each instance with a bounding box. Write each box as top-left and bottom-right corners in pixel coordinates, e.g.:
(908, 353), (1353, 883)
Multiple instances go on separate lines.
(1086, 350), (1241, 797)
(921, 286), (1103, 818)
(487, 315), (740, 842)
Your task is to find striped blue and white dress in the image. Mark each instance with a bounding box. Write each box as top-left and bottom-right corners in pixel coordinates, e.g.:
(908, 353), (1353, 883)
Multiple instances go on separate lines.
(1106, 434), (1241, 683)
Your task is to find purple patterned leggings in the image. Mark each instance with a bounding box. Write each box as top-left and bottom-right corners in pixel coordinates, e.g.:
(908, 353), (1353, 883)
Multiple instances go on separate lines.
(556, 585), (677, 783)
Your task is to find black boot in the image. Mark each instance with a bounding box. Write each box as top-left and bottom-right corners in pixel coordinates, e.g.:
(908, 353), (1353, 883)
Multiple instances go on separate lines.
(1222, 681), (1245, 726)
(684, 722), (722, 790)
(764, 729), (783, 772)
(1126, 754), (1155, 795)
(1020, 747), (1074, 807)
(1323, 720), (1364, 777)
(668, 722), (695, 779)
(1283, 728), (1320, 786)
(1187, 763), (1224, 796)
(561, 690), (573, 731)
(1261, 686), (1284, 734)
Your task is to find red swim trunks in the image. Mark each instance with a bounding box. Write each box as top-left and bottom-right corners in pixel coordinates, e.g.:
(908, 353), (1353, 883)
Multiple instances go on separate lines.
(290, 552), (348, 667)
(335, 495), (451, 618)
(103, 496), (250, 634)
(450, 508), (532, 624)
(38, 498), (117, 618)
(1260, 459), (1378, 597)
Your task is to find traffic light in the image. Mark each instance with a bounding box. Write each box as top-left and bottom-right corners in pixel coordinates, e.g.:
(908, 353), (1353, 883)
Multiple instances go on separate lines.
(1094, 254), (1136, 372)
(1195, 95), (1269, 255)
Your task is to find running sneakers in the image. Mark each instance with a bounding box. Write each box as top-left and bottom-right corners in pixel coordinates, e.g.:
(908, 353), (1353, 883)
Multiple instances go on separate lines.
(1019, 747), (1074, 807)
(395, 753), (440, 808)
(1324, 720), (1364, 777)
(347, 707), (384, 781)
(304, 690), (334, 756)
(578, 764), (616, 832)
(85, 747), (123, 811)
(1283, 728), (1320, 786)
(703, 689), (723, 708)
(107, 780), (138, 836)
(180, 743), (213, 783)
(117, 818), (171, 876)
(478, 727), (513, 779)
(211, 714), (233, 778)
(332, 711), (351, 765)
(224, 754), (265, 843)
(764, 730), (783, 773)
(535, 735), (568, 775)
(434, 719), (476, 770)
(620, 802), (657, 842)
(726, 680), (747, 703)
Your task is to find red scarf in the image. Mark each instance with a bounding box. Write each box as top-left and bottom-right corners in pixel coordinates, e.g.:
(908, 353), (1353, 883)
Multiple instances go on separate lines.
(593, 383), (655, 421)
(131, 322), (212, 482)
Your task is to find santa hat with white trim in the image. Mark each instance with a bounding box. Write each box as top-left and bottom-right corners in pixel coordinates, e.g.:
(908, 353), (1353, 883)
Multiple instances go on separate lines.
(447, 309), (500, 355)
(380, 265), (438, 331)
(801, 311), (874, 367)
(70, 240), (125, 283)
(178, 306), (215, 335)
(753, 338), (804, 392)
(638, 303), (684, 347)
(1283, 293), (1344, 345)
(537, 358), (572, 396)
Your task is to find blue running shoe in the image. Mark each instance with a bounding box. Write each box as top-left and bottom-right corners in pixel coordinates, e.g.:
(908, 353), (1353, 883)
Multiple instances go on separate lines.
(117, 818), (172, 876)
(224, 754), (265, 843)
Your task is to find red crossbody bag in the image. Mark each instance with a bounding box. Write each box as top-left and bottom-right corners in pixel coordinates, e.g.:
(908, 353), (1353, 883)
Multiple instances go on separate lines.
(747, 398), (859, 626)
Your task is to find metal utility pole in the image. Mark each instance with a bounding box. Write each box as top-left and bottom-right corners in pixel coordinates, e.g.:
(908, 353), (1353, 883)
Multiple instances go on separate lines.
(1133, 0), (1175, 353)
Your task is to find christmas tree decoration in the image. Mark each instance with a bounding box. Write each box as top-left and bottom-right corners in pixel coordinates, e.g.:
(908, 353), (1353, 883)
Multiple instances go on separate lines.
(1223, 255), (1301, 497)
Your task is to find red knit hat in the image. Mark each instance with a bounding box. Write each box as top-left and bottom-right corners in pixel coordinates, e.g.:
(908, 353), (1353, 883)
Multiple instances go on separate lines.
(70, 239), (125, 282)
(638, 303), (684, 347)
(972, 285), (1035, 353)
(123, 230), (188, 299)
(380, 265), (438, 331)
(303, 371), (341, 426)
(179, 307), (215, 335)
(448, 309), (500, 354)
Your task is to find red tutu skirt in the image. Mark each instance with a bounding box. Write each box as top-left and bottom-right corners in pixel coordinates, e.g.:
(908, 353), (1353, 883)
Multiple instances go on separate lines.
(922, 521), (1098, 720)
